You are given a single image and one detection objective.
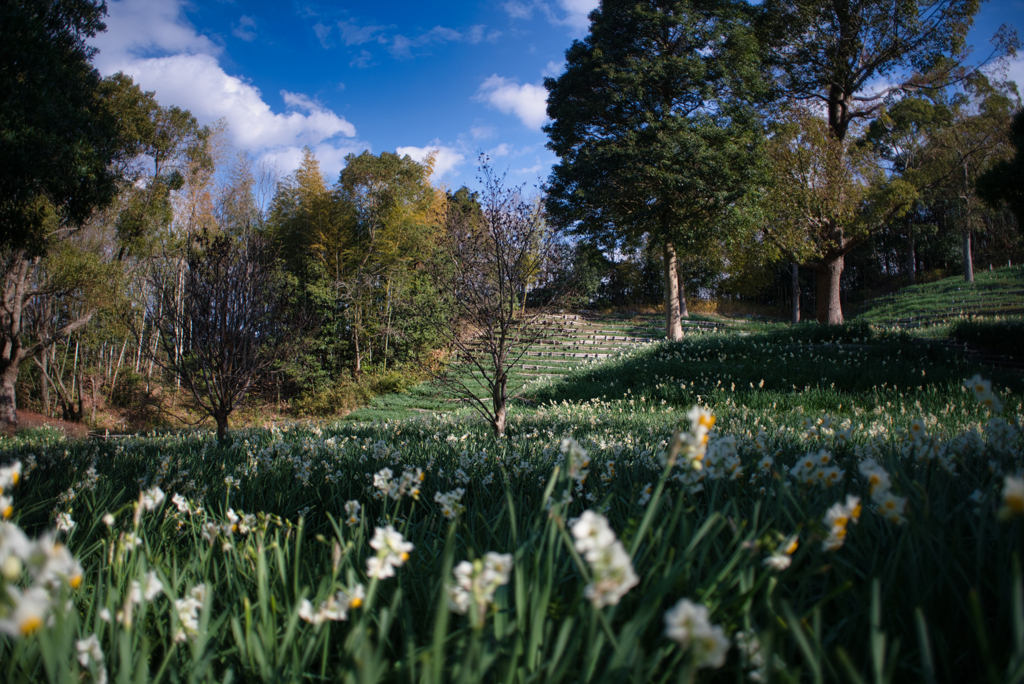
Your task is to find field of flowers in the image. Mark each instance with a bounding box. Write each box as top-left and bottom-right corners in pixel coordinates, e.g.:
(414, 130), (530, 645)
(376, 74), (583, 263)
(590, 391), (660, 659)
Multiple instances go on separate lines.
(1, 322), (1023, 683)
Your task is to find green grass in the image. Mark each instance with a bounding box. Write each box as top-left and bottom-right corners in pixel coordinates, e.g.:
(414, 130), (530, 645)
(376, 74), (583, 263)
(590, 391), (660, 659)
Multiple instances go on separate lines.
(854, 264), (1024, 328)
(1, 323), (1023, 683)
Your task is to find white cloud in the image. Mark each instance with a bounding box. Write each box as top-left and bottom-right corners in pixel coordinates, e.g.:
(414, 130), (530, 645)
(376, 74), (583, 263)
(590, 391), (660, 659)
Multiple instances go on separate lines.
(542, 60), (562, 78)
(350, 50), (375, 68)
(552, 0), (599, 31)
(91, 0), (364, 179)
(1006, 56), (1024, 93)
(313, 22), (332, 48)
(396, 143), (467, 180)
(503, 1), (534, 19)
(471, 125), (497, 140)
(488, 143), (511, 157)
(337, 19), (389, 46)
(232, 15), (257, 42)
(475, 75), (549, 130)
(502, 0), (598, 32)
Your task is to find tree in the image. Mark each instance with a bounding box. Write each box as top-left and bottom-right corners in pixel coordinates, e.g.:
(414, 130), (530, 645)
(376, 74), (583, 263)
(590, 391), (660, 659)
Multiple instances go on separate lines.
(862, 95), (954, 283)
(758, 104), (915, 321)
(977, 108), (1024, 226)
(545, 0), (767, 341)
(331, 151), (439, 375)
(0, 72), (203, 431)
(758, 0), (1018, 321)
(921, 78), (1018, 281)
(146, 230), (296, 442)
(422, 162), (573, 437)
(0, 0), (126, 254)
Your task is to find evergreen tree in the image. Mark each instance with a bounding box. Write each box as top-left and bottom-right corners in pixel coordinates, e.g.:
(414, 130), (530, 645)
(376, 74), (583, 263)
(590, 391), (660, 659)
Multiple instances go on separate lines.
(544, 0), (768, 340)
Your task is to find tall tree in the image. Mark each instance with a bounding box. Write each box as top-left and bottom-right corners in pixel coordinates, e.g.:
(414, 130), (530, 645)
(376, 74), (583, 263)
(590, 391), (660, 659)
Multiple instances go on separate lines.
(976, 108), (1024, 226)
(0, 0), (125, 254)
(333, 151), (439, 374)
(758, 0), (1018, 321)
(0, 71), (203, 431)
(545, 0), (767, 340)
(921, 78), (1018, 281)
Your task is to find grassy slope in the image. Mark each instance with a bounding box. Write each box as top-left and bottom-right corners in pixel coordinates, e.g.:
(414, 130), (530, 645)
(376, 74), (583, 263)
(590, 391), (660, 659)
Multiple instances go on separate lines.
(853, 264), (1024, 326)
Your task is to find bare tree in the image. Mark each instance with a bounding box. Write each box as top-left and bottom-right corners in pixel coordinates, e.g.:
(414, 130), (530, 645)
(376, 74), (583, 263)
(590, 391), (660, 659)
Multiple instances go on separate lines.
(423, 160), (574, 437)
(144, 230), (296, 442)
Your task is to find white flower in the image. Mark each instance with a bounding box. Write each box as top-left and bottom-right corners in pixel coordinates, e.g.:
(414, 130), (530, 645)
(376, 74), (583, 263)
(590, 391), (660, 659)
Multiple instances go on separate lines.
(664, 598), (730, 669)
(76, 633), (105, 667)
(56, 512), (75, 533)
(571, 511), (638, 608)
(344, 500), (361, 527)
(174, 584), (206, 642)
(76, 633), (109, 683)
(366, 556), (396, 580)
(102, 514), (115, 527)
(0, 461), (22, 494)
(1003, 476), (1024, 517)
(447, 552), (513, 620)
(141, 486), (165, 511)
(664, 598), (710, 645)
(762, 552), (791, 572)
(171, 494), (193, 515)
(0, 495), (12, 520)
(571, 510), (616, 556)
(691, 624), (731, 669)
(0, 586), (50, 637)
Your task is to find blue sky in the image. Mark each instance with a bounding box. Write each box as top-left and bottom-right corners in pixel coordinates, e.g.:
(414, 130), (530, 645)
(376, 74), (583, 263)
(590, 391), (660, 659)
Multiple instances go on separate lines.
(89, 0), (1023, 192)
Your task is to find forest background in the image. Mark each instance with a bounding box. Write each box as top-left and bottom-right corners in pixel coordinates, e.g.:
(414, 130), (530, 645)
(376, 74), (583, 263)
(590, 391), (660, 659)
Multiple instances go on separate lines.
(1, 0), (1023, 438)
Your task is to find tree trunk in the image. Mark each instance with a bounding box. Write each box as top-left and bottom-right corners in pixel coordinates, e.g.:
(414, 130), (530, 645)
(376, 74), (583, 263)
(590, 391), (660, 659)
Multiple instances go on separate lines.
(907, 227), (916, 284)
(492, 371), (507, 437)
(790, 262), (800, 325)
(815, 255), (844, 325)
(676, 270), (689, 319)
(214, 411), (229, 444)
(663, 241), (683, 341)
(0, 360), (21, 431)
(40, 351), (49, 416)
(963, 230), (974, 283)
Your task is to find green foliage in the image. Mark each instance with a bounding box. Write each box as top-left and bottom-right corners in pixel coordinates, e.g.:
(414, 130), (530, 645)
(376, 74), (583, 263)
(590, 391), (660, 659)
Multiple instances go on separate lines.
(545, 0), (768, 255)
(977, 108), (1024, 226)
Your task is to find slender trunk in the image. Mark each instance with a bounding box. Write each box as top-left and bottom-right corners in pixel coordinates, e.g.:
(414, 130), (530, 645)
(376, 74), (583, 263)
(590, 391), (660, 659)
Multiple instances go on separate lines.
(791, 262), (801, 325)
(907, 226), (916, 285)
(815, 255), (844, 325)
(492, 371), (507, 437)
(963, 230), (974, 283)
(40, 351), (49, 415)
(663, 241), (683, 341)
(0, 360), (22, 431)
(214, 411), (229, 443)
(676, 266), (689, 319)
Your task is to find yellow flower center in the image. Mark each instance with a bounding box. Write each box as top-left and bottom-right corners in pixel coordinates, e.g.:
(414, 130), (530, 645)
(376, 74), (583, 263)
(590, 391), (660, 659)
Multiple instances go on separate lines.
(851, 504), (862, 519)
(785, 539), (798, 555)
(833, 516), (848, 528)
(71, 574), (83, 589)
(1007, 493), (1024, 513)
(2, 505), (12, 520)
(699, 415), (715, 428)
(400, 552), (410, 562)
(20, 616), (43, 636)
(349, 597), (362, 609)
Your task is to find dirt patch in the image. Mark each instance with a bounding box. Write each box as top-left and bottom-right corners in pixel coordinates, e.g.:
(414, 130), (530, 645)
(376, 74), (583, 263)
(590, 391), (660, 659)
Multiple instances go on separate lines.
(7, 410), (90, 440)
